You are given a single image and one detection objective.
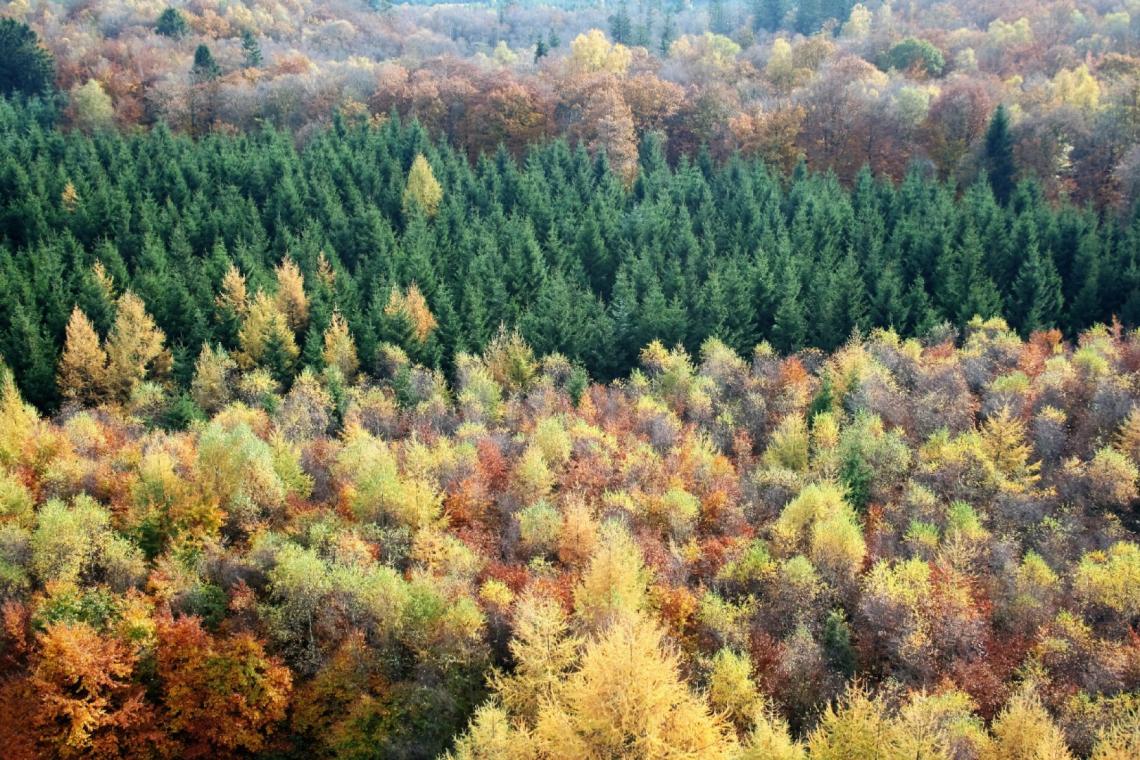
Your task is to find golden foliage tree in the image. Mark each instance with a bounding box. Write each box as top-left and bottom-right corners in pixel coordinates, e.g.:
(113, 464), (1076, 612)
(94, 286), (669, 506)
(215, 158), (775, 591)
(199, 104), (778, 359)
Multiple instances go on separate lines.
(385, 284), (438, 342)
(237, 292), (300, 375)
(321, 311), (359, 379)
(58, 307), (108, 406)
(104, 292), (170, 403)
(273, 257), (309, 334)
(530, 613), (738, 759)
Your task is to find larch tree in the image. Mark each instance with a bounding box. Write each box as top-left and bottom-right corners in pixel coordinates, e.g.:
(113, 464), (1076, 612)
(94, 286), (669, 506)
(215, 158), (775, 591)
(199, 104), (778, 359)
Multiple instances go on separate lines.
(321, 311), (360, 379)
(403, 154), (443, 218)
(237, 292), (300, 379)
(104, 292), (170, 403)
(58, 307), (108, 406)
(273, 257), (310, 334)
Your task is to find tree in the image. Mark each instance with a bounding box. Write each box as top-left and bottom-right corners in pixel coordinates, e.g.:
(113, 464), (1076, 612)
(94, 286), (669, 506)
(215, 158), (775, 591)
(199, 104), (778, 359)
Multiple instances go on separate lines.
(609, 2), (633, 44)
(983, 688), (1074, 760)
(58, 307), (108, 406)
(10, 622), (166, 758)
(755, 0), (788, 32)
(984, 105), (1017, 205)
(157, 615), (292, 757)
(191, 44), (220, 83)
(660, 13), (677, 56)
(403, 154), (443, 218)
(534, 37), (549, 62)
(155, 7), (188, 38)
(322, 311), (359, 379)
(1010, 239), (1063, 336)
(0, 19), (55, 97)
(104, 292), (170, 403)
(879, 38), (945, 78)
(237, 292), (300, 379)
(532, 614), (737, 758)
(273, 257), (309, 334)
(69, 80), (115, 132)
(190, 343), (236, 414)
(241, 30), (263, 68)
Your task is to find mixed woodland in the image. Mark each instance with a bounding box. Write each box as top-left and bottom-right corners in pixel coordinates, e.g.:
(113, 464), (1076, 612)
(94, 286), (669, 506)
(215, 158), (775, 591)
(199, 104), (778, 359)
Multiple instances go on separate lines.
(2, 0), (1140, 758)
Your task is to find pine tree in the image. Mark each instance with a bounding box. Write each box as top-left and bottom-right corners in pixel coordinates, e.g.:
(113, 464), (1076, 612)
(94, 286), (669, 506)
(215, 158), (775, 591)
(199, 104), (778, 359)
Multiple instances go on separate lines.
(155, 7), (188, 38)
(754, 0), (787, 31)
(984, 105), (1016, 206)
(660, 12), (677, 55)
(771, 257), (806, 352)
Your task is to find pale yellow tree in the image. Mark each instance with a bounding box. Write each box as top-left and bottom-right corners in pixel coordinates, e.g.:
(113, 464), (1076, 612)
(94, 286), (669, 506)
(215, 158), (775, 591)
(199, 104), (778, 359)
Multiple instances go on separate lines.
(403, 154), (443, 217)
(321, 311), (359, 379)
(569, 29), (632, 74)
(573, 521), (649, 631)
(530, 613), (738, 759)
(190, 343), (237, 414)
(70, 79), (115, 132)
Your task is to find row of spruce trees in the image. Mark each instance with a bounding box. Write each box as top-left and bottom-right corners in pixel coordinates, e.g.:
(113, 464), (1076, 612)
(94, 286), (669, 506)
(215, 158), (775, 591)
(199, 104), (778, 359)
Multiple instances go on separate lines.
(2, 97), (1140, 410)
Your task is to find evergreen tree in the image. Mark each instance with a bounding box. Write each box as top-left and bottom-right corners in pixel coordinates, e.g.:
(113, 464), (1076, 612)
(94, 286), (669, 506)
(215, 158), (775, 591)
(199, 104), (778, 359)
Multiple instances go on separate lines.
(709, 0), (732, 35)
(191, 44), (220, 83)
(155, 7), (188, 38)
(1010, 240), (1064, 336)
(754, 0), (787, 32)
(609, 2), (633, 44)
(660, 12), (677, 55)
(771, 256), (806, 352)
(984, 105), (1016, 206)
(241, 30), (263, 68)
(0, 19), (55, 97)
(534, 37), (549, 62)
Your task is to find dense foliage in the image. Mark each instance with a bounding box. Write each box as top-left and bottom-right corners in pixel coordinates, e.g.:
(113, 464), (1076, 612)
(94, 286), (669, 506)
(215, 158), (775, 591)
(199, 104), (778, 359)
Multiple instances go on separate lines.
(2, 320), (1140, 758)
(9, 0), (1140, 206)
(2, 97), (1139, 410)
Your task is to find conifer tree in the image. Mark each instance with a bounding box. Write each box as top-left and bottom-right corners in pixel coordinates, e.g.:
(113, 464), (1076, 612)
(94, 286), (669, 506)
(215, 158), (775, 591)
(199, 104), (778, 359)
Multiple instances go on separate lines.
(1011, 240), (1064, 335)
(403, 154), (443, 218)
(57, 307), (108, 406)
(322, 311), (359, 379)
(984, 105), (1017, 206)
(104, 292), (170, 402)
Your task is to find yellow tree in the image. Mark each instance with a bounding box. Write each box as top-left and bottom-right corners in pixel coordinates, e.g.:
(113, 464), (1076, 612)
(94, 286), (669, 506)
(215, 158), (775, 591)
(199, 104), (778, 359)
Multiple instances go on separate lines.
(237, 292), (300, 376)
(531, 613), (738, 759)
(104, 292), (170, 403)
(57, 307), (108, 406)
(322, 311), (359, 379)
(384, 284), (438, 342)
(403, 154), (443, 218)
(569, 29), (632, 74)
(190, 343), (236, 414)
(273, 257), (309, 334)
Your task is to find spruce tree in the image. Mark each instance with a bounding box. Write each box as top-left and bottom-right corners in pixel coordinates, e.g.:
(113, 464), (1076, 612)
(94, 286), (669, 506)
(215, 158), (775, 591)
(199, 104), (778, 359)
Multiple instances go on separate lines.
(984, 105), (1016, 206)
(0, 19), (55, 97)
(1010, 241), (1064, 336)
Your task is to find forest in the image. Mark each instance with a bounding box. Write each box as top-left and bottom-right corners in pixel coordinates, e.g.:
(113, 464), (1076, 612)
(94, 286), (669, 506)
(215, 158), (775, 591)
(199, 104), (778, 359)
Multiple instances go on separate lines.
(3, 0), (1140, 757)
